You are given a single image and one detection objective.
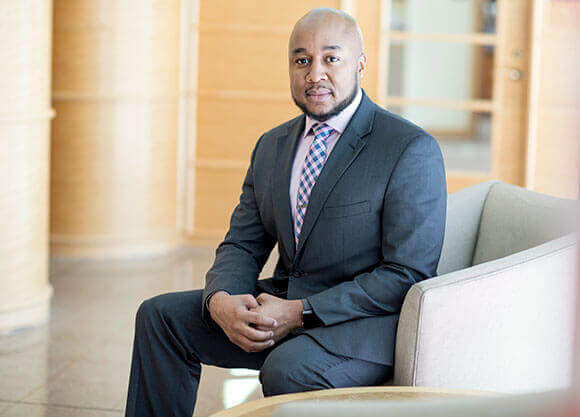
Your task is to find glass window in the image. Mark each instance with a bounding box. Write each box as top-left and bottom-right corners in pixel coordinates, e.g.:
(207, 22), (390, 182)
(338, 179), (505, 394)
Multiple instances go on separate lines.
(387, 41), (495, 101)
(389, 0), (497, 34)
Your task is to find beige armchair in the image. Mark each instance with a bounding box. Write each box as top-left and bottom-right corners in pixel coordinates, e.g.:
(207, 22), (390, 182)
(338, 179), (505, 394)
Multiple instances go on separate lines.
(391, 181), (578, 393)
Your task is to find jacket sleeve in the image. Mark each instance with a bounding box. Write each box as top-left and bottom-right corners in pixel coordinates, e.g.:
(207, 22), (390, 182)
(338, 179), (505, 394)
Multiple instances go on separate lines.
(201, 135), (276, 323)
(306, 134), (447, 326)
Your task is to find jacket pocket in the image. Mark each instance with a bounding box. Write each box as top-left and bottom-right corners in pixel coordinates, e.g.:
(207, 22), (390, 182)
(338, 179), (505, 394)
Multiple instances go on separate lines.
(323, 200), (370, 219)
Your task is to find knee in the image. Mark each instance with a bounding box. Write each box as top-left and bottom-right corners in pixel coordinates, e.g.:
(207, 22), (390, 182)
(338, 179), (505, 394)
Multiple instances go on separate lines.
(135, 294), (170, 330)
(259, 350), (328, 396)
(259, 353), (295, 396)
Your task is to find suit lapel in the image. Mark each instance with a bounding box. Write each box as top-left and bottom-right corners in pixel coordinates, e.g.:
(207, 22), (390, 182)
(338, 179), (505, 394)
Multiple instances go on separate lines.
(272, 115), (305, 261)
(295, 92), (376, 257)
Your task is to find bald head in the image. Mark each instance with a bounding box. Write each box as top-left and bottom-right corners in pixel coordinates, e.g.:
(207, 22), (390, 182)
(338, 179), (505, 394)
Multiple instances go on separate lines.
(288, 8), (367, 121)
(290, 8), (364, 55)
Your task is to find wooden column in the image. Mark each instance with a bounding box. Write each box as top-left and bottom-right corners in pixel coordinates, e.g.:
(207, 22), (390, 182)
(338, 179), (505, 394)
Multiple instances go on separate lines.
(51, 0), (181, 258)
(178, 0), (200, 237)
(526, 0), (579, 199)
(0, 0), (54, 332)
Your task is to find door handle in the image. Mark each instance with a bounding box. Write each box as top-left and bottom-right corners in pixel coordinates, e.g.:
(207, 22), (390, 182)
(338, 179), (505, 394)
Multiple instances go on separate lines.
(509, 68), (522, 81)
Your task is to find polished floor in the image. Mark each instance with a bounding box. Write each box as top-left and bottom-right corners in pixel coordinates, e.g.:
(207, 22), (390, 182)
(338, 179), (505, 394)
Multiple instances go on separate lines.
(0, 246), (279, 417)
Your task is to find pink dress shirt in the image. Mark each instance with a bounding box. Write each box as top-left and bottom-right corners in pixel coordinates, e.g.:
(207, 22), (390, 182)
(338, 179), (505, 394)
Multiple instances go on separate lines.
(289, 88), (363, 225)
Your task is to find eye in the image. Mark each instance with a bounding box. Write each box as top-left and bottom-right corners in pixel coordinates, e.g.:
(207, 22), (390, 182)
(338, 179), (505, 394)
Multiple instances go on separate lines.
(326, 56), (340, 63)
(295, 57), (310, 66)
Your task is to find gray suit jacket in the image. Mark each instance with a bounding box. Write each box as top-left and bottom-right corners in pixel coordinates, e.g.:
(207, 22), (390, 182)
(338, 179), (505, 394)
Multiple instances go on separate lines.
(202, 91), (447, 366)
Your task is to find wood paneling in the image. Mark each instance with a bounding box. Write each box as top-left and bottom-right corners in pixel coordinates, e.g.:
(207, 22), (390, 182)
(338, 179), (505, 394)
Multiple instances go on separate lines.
(0, 0), (53, 333)
(534, 109), (579, 198)
(196, 96), (298, 161)
(356, 0), (382, 101)
(51, 102), (178, 234)
(51, 0), (181, 258)
(492, 109), (527, 185)
(527, 0), (579, 199)
(194, 166), (247, 238)
(490, 0), (532, 188)
(178, 0), (200, 236)
(197, 31), (290, 93)
(199, 0), (340, 26)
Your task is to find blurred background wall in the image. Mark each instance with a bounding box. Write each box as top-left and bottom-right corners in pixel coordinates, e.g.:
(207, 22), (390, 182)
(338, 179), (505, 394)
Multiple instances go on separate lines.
(0, 0), (578, 331)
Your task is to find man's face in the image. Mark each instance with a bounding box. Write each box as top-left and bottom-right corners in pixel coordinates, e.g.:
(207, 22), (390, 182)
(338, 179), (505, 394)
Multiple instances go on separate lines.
(289, 17), (366, 121)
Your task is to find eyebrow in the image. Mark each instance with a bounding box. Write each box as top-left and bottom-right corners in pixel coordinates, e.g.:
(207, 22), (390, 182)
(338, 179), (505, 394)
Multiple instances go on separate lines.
(291, 45), (343, 55)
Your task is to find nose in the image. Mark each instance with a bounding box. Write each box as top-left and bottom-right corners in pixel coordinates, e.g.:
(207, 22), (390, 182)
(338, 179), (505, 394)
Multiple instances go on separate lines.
(306, 59), (327, 83)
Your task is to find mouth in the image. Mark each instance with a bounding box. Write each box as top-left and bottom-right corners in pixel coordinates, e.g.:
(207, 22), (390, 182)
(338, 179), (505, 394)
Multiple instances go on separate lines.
(306, 88), (332, 103)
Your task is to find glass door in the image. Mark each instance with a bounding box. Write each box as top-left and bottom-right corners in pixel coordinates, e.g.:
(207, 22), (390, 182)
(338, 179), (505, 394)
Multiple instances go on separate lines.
(366, 0), (530, 192)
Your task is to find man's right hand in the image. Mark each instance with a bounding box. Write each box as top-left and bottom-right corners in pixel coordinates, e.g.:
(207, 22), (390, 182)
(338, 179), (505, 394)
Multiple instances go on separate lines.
(208, 291), (278, 353)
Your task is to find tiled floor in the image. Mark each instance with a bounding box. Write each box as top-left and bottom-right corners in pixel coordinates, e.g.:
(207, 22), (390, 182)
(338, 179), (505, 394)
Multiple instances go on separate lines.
(0, 246), (278, 417)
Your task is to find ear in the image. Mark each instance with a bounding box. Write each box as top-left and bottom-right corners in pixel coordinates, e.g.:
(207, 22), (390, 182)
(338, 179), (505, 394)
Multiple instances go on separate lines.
(358, 53), (367, 78)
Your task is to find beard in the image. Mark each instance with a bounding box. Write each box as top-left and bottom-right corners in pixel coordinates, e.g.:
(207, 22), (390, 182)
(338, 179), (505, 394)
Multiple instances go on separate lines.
(292, 75), (359, 122)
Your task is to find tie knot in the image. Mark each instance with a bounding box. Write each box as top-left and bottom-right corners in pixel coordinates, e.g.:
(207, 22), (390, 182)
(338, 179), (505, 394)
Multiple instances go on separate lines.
(312, 123), (334, 142)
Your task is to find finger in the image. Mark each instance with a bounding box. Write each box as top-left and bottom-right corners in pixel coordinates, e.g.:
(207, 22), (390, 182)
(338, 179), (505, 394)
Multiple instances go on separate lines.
(257, 293), (276, 303)
(238, 324), (274, 342)
(235, 334), (275, 353)
(243, 310), (277, 328)
(241, 294), (259, 309)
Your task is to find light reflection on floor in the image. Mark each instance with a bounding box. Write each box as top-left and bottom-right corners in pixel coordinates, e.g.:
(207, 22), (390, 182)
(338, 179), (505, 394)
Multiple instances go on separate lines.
(223, 369), (261, 409)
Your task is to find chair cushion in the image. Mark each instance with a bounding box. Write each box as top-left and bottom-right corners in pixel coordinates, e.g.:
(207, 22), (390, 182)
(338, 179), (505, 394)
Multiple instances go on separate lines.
(472, 183), (578, 265)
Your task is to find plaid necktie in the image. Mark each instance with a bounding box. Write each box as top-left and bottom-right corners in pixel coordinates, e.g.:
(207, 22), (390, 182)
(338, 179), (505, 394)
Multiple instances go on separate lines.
(294, 122), (334, 246)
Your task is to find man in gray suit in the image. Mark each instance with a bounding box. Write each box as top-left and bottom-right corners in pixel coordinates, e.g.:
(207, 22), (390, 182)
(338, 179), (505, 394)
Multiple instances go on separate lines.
(125, 7), (446, 417)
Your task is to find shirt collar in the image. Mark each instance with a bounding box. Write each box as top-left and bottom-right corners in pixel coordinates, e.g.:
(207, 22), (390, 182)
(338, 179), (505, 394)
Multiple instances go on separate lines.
(303, 88), (363, 138)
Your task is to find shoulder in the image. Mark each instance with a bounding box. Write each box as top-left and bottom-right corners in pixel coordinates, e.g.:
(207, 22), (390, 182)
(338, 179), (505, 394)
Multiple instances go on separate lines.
(368, 103), (442, 157)
(372, 104), (429, 141)
(262, 114), (304, 141)
(249, 114), (304, 158)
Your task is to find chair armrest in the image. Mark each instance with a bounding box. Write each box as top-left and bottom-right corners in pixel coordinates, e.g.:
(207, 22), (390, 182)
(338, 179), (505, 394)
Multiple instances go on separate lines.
(394, 233), (577, 393)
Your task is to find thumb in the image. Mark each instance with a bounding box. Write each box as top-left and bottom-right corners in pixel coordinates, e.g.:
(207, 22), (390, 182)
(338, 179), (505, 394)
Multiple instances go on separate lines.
(256, 293), (275, 305)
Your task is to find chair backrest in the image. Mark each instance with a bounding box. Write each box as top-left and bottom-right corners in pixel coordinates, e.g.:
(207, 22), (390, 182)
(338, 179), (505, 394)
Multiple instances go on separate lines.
(472, 183), (578, 265)
(438, 181), (578, 274)
(436, 180), (498, 275)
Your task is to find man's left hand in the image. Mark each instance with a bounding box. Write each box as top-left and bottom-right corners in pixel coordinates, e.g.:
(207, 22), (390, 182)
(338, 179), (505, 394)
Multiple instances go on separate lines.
(250, 293), (303, 343)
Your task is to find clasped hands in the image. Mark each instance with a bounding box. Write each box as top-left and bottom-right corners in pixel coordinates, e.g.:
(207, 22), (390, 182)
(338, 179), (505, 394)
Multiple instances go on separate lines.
(208, 292), (303, 353)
